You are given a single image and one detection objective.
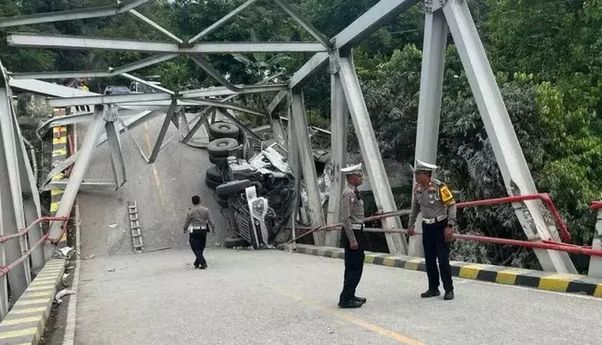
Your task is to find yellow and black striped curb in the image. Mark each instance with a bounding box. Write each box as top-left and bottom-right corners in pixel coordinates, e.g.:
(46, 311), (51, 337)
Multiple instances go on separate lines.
(0, 259), (65, 345)
(51, 108), (68, 245)
(283, 244), (602, 297)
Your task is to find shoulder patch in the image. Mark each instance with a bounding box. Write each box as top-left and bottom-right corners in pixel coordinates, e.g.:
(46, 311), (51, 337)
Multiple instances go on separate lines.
(439, 184), (455, 205)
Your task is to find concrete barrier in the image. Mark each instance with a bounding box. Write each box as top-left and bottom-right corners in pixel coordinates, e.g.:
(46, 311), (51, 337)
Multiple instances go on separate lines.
(283, 244), (602, 297)
(0, 259), (65, 345)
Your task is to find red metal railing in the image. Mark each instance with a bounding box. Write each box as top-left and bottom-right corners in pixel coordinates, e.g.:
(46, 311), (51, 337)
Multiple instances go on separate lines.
(453, 234), (602, 257)
(287, 193), (602, 256)
(0, 216), (69, 276)
(455, 193), (571, 242)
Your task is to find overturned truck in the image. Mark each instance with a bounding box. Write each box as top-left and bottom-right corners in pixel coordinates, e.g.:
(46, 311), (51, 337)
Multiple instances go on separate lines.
(203, 121), (299, 249)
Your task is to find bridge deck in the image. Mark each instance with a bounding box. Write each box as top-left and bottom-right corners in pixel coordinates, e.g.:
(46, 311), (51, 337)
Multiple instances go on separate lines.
(74, 249), (602, 345)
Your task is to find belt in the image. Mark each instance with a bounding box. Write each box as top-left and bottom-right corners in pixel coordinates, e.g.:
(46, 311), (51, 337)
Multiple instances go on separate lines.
(351, 224), (364, 231)
(422, 215), (447, 224)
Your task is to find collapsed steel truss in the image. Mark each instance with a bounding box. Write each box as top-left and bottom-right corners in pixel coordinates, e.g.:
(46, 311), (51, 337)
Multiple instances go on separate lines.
(0, 0), (582, 318)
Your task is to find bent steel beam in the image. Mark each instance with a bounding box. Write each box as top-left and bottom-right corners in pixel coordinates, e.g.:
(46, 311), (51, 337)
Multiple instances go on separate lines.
(7, 33), (327, 54)
(0, 0), (151, 28)
(47, 84), (286, 108)
(216, 109), (262, 141)
(279, 0), (419, 108)
(10, 54), (179, 80)
(104, 107), (126, 188)
(290, 90), (325, 246)
(128, 9), (183, 44)
(442, 0), (576, 273)
(148, 101), (177, 163)
(338, 53), (406, 254)
(190, 55), (242, 92)
(46, 106), (106, 254)
(0, 80), (31, 299)
(188, 0), (259, 43)
(270, 0), (330, 48)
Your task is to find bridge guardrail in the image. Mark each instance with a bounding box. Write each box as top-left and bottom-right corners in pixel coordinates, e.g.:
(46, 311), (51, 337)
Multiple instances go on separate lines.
(0, 216), (69, 276)
(288, 193), (602, 257)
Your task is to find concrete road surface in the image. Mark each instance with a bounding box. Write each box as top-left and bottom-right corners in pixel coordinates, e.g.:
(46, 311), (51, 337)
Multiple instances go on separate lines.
(74, 249), (602, 345)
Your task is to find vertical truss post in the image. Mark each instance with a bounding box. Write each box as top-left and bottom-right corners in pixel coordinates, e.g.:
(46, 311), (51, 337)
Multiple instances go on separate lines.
(148, 100), (177, 163)
(442, 0), (576, 272)
(287, 97), (303, 232)
(324, 73), (348, 247)
(409, 9), (448, 257)
(13, 107), (44, 272)
(338, 51), (407, 254)
(46, 105), (106, 256)
(290, 89), (325, 246)
(268, 114), (287, 147)
(104, 105), (126, 188)
(0, 83), (31, 297)
(589, 208), (602, 278)
(0, 190), (7, 319)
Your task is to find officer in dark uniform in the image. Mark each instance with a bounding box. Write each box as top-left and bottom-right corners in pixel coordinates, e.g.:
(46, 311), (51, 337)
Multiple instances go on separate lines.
(183, 195), (215, 269)
(407, 160), (457, 300)
(338, 163), (368, 309)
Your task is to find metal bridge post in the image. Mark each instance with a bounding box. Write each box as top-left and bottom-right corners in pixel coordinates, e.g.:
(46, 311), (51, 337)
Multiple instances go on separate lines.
(290, 89), (326, 246)
(442, 0), (576, 273)
(409, 9), (448, 257)
(104, 105), (126, 188)
(0, 70), (31, 298)
(148, 100), (177, 163)
(324, 72), (348, 248)
(589, 206), (602, 278)
(338, 51), (407, 254)
(13, 108), (44, 272)
(46, 105), (106, 257)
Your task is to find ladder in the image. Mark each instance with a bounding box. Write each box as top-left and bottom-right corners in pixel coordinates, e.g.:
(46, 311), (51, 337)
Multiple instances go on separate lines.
(128, 201), (144, 253)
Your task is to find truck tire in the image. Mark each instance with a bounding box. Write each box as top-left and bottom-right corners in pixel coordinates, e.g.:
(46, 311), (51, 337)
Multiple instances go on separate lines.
(205, 177), (220, 190)
(216, 179), (252, 198)
(223, 235), (249, 248)
(205, 166), (223, 183)
(209, 155), (227, 166)
(216, 196), (229, 208)
(208, 138), (239, 158)
(209, 122), (239, 139)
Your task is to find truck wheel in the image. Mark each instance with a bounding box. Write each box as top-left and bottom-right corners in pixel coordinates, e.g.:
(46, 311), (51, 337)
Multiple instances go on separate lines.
(216, 179), (252, 198)
(223, 235), (250, 248)
(208, 138), (239, 158)
(205, 178), (220, 190)
(209, 155), (227, 166)
(209, 122), (239, 139)
(205, 166), (223, 183)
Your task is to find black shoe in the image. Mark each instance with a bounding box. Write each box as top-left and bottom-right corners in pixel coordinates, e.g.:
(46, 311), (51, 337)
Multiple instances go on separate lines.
(420, 290), (441, 298)
(444, 291), (454, 300)
(338, 300), (363, 309)
(353, 296), (367, 304)
(194, 265), (199, 269)
(199, 264), (208, 269)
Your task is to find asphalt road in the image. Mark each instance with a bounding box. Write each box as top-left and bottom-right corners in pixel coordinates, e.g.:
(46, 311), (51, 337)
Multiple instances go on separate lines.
(74, 249), (602, 345)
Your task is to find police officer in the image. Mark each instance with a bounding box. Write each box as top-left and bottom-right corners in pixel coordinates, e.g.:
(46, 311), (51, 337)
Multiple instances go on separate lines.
(338, 163), (368, 309)
(407, 160), (457, 300)
(183, 195), (215, 269)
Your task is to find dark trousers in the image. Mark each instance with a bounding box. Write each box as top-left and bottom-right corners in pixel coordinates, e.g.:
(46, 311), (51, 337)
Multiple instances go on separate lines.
(422, 220), (453, 292)
(189, 231), (207, 268)
(339, 230), (365, 303)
